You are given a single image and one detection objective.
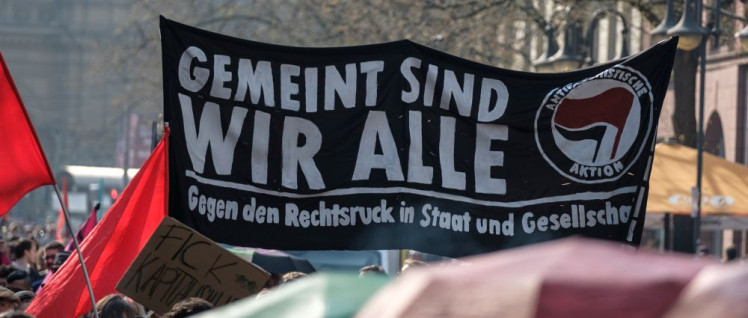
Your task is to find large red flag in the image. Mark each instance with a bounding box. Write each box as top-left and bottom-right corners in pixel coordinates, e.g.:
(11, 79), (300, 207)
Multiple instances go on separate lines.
(27, 129), (168, 318)
(0, 52), (55, 216)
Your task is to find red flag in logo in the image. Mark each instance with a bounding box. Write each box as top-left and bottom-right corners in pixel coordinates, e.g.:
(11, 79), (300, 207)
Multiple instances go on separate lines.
(0, 52), (55, 216)
(27, 129), (169, 318)
(553, 87), (635, 160)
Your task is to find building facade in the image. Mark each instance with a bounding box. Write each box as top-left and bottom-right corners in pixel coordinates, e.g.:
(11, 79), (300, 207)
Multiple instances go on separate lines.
(0, 0), (132, 218)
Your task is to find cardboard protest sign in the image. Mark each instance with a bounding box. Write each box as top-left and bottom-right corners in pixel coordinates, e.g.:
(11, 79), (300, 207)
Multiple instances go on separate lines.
(161, 16), (677, 257)
(116, 217), (269, 314)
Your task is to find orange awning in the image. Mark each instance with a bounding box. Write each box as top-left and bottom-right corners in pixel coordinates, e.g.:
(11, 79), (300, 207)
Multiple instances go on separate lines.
(648, 143), (748, 215)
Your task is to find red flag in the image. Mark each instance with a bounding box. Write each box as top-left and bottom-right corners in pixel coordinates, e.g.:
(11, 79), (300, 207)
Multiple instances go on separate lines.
(0, 52), (55, 216)
(27, 129), (168, 318)
(65, 204), (99, 252)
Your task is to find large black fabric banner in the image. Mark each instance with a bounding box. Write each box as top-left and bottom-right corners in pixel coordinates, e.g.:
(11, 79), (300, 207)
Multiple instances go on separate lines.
(161, 17), (677, 257)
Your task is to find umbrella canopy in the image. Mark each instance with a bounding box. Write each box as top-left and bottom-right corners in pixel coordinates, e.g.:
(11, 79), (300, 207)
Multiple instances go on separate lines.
(193, 272), (390, 318)
(663, 262), (748, 318)
(356, 238), (715, 318)
(648, 143), (748, 214)
(227, 247), (316, 274)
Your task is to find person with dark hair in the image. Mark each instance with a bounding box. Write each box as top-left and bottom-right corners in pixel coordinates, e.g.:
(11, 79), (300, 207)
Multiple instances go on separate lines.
(359, 265), (386, 277)
(281, 271), (307, 284)
(162, 298), (212, 318)
(40, 242), (64, 272)
(32, 241), (65, 291)
(0, 267), (17, 288)
(13, 291), (32, 312)
(35, 252), (70, 291)
(95, 294), (136, 318)
(0, 287), (19, 314)
(123, 296), (146, 318)
(10, 241), (35, 274)
(5, 271), (30, 292)
(9, 241), (38, 284)
(263, 273), (281, 289)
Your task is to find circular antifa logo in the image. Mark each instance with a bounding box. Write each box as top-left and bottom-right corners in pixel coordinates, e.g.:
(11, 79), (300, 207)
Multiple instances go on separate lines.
(535, 65), (654, 183)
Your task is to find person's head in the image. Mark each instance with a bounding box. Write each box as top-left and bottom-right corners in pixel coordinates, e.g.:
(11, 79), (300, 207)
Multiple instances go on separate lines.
(0, 311), (35, 318)
(162, 298), (212, 318)
(263, 273), (281, 289)
(400, 259), (426, 274)
(6, 271), (30, 292)
(123, 296), (146, 317)
(42, 242), (64, 271)
(0, 287), (19, 313)
(13, 291), (32, 312)
(11, 240), (35, 264)
(50, 252), (70, 274)
(281, 271), (307, 284)
(96, 294), (136, 318)
(359, 265), (386, 277)
(0, 267), (17, 288)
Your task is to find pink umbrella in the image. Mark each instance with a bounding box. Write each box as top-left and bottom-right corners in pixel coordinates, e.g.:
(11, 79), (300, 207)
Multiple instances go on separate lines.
(663, 262), (748, 318)
(356, 238), (715, 318)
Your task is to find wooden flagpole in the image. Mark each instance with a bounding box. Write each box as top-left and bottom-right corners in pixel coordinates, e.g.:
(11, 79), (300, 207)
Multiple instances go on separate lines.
(53, 184), (99, 318)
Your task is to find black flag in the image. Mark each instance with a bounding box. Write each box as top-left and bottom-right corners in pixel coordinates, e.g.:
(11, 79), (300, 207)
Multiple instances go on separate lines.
(161, 16), (677, 257)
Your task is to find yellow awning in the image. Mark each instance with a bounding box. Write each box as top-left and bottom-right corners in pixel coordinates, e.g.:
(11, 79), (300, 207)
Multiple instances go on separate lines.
(648, 143), (748, 215)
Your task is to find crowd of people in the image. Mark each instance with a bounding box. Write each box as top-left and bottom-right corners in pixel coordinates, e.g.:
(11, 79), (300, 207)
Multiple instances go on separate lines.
(0, 220), (47, 316)
(2, 212), (744, 318)
(0, 217), (432, 318)
(0, 218), (71, 317)
(81, 295), (213, 318)
(0, 217), (216, 317)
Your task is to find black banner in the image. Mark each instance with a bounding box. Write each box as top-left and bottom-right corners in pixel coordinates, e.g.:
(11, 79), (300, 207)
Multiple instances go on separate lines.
(161, 17), (677, 257)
